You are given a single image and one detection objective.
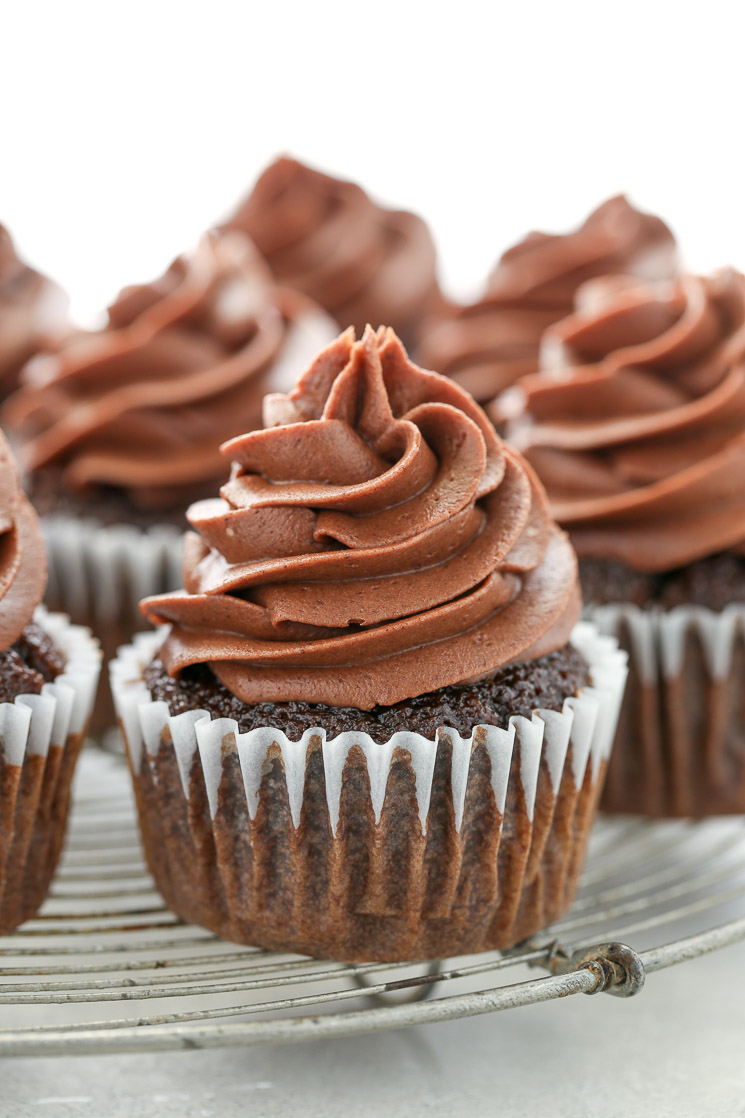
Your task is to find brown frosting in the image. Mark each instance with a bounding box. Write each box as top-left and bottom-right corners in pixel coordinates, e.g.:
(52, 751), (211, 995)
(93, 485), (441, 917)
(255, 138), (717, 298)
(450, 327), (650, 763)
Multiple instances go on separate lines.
(3, 231), (334, 512)
(223, 157), (441, 344)
(500, 270), (745, 572)
(141, 326), (580, 710)
(0, 225), (68, 401)
(0, 430), (47, 651)
(417, 196), (677, 404)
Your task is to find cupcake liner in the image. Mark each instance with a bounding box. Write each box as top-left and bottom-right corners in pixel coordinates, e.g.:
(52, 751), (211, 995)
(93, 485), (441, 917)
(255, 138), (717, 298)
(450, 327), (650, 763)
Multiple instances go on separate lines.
(0, 606), (101, 933)
(111, 623), (626, 962)
(43, 516), (183, 624)
(589, 603), (745, 817)
(42, 516), (182, 737)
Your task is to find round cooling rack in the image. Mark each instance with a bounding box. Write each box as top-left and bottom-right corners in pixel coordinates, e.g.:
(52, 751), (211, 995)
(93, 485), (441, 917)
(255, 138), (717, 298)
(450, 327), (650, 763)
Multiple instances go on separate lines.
(1, 748), (744, 1057)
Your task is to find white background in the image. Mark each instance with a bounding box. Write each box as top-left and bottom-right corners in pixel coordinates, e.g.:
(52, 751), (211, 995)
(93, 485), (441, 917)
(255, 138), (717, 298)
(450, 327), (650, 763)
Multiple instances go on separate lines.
(4, 0), (745, 323)
(4, 5), (745, 1115)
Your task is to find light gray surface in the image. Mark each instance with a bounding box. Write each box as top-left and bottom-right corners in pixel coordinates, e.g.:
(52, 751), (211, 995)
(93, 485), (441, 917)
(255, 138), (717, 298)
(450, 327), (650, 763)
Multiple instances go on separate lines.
(3, 940), (743, 1118)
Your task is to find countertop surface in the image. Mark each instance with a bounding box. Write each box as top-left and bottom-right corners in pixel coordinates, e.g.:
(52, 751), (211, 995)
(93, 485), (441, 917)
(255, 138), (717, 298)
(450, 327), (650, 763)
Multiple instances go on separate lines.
(3, 938), (743, 1118)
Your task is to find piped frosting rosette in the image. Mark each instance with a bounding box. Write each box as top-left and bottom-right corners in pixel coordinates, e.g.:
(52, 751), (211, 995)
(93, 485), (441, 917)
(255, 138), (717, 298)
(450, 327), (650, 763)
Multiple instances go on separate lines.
(142, 326), (581, 709)
(0, 431), (100, 931)
(224, 158), (441, 344)
(0, 224), (68, 400)
(2, 232), (334, 733)
(499, 269), (745, 571)
(0, 432), (47, 648)
(498, 270), (745, 816)
(4, 229), (335, 512)
(488, 195), (677, 308)
(417, 195), (677, 405)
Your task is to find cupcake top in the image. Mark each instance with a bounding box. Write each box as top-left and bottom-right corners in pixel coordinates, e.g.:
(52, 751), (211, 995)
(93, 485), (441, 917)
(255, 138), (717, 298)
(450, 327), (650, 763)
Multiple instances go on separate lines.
(223, 157), (441, 344)
(0, 225), (68, 401)
(417, 195), (677, 404)
(499, 270), (745, 572)
(3, 231), (334, 513)
(0, 430), (47, 650)
(141, 326), (580, 709)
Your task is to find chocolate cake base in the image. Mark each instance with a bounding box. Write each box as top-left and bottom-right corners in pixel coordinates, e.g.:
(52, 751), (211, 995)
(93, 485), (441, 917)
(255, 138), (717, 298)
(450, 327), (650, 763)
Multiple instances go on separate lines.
(144, 643), (591, 739)
(581, 555), (745, 817)
(0, 622), (65, 703)
(579, 552), (745, 611)
(118, 640), (612, 962)
(0, 621), (85, 934)
(27, 474), (185, 737)
(26, 468), (205, 530)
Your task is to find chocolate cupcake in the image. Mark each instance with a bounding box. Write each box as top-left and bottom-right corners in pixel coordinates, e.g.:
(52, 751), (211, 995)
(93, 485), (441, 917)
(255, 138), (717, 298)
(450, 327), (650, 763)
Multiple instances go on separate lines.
(111, 327), (626, 962)
(223, 157), (442, 346)
(498, 269), (745, 816)
(3, 230), (334, 730)
(0, 432), (100, 932)
(417, 196), (677, 406)
(0, 224), (68, 403)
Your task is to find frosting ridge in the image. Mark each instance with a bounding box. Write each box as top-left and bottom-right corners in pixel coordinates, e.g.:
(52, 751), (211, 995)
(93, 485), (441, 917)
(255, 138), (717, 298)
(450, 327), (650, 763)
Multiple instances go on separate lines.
(224, 157), (441, 344)
(0, 225), (68, 400)
(417, 195), (677, 404)
(0, 430), (47, 650)
(4, 231), (334, 511)
(500, 270), (745, 571)
(141, 326), (580, 709)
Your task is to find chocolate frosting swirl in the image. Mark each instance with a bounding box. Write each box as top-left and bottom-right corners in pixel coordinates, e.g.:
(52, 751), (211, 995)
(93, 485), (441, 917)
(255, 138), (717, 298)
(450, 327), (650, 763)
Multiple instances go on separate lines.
(224, 157), (441, 344)
(0, 225), (68, 400)
(500, 270), (745, 572)
(417, 196), (677, 404)
(3, 231), (334, 511)
(0, 430), (47, 651)
(141, 326), (580, 709)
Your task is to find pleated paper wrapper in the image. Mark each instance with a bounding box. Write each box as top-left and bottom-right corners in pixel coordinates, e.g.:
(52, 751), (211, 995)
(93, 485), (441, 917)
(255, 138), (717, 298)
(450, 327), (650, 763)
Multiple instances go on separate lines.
(41, 517), (181, 738)
(111, 623), (627, 962)
(591, 603), (745, 817)
(0, 607), (101, 932)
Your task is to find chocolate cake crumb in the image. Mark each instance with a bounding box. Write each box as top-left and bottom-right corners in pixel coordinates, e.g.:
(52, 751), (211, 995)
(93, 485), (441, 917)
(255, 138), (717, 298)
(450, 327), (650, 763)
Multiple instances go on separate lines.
(580, 553), (745, 610)
(27, 468), (218, 530)
(579, 559), (656, 608)
(655, 553), (745, 611)
(144, 643), (590, 740)
(0, 623), (65, 704)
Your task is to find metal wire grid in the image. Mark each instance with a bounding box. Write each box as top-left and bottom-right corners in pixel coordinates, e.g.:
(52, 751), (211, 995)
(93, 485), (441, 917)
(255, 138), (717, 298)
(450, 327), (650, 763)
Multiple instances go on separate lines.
(0, 748), (744, 1056)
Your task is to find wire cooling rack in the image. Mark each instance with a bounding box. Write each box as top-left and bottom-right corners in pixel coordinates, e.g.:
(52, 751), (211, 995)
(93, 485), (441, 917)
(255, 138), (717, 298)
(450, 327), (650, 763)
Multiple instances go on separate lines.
(1, 748), (744, 1057)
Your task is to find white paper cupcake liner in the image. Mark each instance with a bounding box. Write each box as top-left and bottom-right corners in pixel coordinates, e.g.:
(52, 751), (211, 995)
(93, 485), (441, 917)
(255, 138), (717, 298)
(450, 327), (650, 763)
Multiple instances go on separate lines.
(0, 606), (102, 932)
(111, 623), (627, 962)
(589, 603), (745, 816)
(43, 516), (183, 624)
(40, 517), (181, 739)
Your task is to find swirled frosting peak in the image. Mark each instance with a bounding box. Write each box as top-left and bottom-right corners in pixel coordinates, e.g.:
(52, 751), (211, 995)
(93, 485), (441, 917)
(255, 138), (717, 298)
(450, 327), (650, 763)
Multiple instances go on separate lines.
(0, 224), (68, 400)
(141, 326), (580, 709)
(417, 195), (677, 405)
(224, 157), (441, 345)
(0, 430), (47, 651)
(3, 230), (335, 511)
(500, 269), (745, 572)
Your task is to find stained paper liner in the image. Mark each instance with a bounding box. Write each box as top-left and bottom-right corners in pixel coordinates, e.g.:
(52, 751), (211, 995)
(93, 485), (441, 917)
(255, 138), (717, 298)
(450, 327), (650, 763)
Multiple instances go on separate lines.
(0, 606), (101, 933)
(111, 624), (626, 962)
(590, 603), (745, 817)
